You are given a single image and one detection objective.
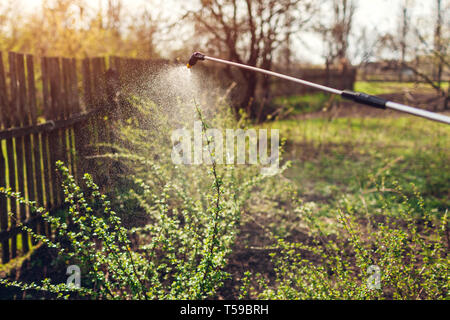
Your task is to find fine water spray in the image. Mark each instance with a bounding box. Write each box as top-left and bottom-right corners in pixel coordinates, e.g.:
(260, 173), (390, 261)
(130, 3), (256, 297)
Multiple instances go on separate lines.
(187, 52), (450, 125)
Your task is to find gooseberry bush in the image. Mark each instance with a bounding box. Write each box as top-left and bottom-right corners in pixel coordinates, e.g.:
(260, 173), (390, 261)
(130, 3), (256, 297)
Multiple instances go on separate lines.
(240, 184), (449, 300)
(0, 95), (285, 299)
(0, 93), (447, 300)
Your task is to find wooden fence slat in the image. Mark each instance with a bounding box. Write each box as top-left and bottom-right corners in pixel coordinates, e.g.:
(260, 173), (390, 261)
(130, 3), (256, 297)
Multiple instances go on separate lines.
(62, 58), (70, 119)
(61, 58), (70, 163)
(74, 59), (91, 180)
(33, 132), (45, 239)
(26, 55), (37, 124)
(67, 59), (75, 113)
(0, 52), (9, 262)
(0, 52), (8, 129)
(16, 53), (29, 254)
(17, 53), (27, 121)
(42, 135), (53, 238)
(7, 52), (18, 258)
(41, 57), (50, 121)
(91, 58), (100, 107)
(71, 58), (81, 113)
(50, 58), (61, 120)
(112, 56), (123, 87)
(44, 57), (56, 209)
(0, 141), (8, 263)
(69, 59), (81, 181)
(41, 57), (51, 198)
(92, 58), (107, 142)
(89, 58), (105, 185)
(65, 59), (77, 177)
(8, 52), (18, 127)
(62, 59), (74, 227)
(93, 57), (107, 108)
(33, 132), (44, 210)
(5, 137), (15, 259)
(77, 58), (95, 180)
(57, 57), (68, 203)
(25, 54), (39, 243)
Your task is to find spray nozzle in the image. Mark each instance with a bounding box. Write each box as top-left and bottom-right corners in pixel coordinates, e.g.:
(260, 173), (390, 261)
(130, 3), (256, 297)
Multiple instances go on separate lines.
(187, 52), (205, 68)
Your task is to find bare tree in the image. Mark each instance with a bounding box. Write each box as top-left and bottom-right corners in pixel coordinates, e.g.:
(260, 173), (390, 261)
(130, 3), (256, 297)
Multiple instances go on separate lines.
(184, 0), (315, 118)
(397, 0), (449, 109)
(316, 0), (357, 69)
(398, 0), (411, 81)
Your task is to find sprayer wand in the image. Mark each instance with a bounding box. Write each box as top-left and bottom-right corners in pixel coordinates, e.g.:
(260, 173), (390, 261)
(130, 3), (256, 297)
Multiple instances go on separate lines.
(187, 52), (450, 125)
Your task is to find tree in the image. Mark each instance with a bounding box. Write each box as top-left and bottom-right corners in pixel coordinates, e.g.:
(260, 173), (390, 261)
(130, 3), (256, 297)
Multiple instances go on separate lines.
(375, 0), (449, 110)
(184, 0), (316, 118)
(433, 0), (444, 88)
(316, 0), (357, 69)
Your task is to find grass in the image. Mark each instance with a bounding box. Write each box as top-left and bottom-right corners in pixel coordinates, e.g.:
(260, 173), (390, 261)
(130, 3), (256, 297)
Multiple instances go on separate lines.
(354, 81), (449, 96)
(264, 115), (449, 231)
(271, 92), (337, 115)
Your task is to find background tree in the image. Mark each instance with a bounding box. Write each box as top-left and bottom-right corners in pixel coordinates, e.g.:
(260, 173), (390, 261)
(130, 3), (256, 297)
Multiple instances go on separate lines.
(0, 0), (161, 59)
(377, 0), (449, 110)
(433, 0), (444, 88)
(316, 0), (357, 70)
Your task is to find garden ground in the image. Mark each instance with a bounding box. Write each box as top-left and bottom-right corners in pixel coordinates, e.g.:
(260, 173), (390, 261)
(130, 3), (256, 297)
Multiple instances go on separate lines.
(1, 81), (449, 299)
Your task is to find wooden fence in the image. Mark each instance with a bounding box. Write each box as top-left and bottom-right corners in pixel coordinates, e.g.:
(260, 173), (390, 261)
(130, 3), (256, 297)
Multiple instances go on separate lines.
(0, 52), (169, 264)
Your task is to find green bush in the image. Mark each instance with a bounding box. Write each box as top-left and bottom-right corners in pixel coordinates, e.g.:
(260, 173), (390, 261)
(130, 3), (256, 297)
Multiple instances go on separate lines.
(0, 93), (447, 300)
(240, 183), (449, 300)
(0, 95), (285, 299)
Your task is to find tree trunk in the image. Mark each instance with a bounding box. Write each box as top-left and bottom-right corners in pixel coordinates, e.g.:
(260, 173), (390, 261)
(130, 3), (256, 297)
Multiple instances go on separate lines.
(241, 70), (258, 118)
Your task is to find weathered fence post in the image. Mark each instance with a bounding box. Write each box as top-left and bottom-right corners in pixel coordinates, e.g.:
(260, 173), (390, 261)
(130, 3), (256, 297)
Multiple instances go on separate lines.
(0, 52), (10, 263)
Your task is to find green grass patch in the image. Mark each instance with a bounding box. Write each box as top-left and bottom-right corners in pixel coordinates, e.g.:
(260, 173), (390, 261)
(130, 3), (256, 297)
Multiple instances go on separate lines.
(354, 81), (449, 96)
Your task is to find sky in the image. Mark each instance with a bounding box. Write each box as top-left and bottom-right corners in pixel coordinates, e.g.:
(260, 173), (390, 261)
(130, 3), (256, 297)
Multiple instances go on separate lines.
(16, 0), (439, 64)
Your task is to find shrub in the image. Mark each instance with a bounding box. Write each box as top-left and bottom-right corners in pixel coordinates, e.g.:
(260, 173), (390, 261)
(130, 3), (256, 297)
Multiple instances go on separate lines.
(240, 183), (449, 300)
(0, 95), (285, 299)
